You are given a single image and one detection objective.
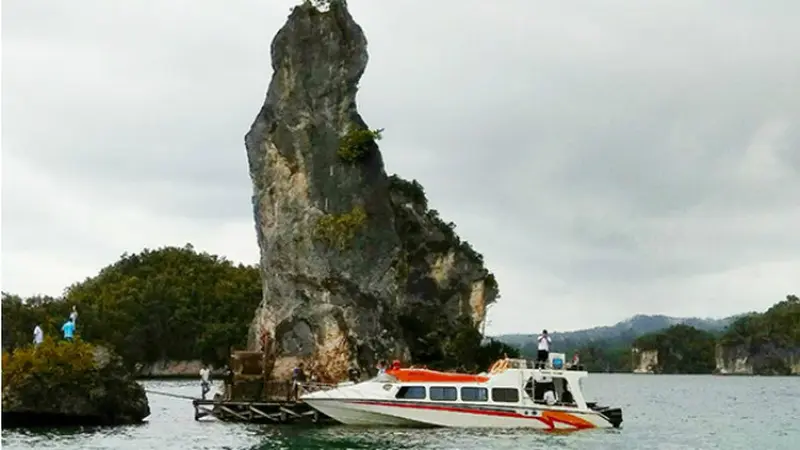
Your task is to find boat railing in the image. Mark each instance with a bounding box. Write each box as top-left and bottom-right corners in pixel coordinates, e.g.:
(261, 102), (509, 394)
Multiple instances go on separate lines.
(298, 381), (337, 395)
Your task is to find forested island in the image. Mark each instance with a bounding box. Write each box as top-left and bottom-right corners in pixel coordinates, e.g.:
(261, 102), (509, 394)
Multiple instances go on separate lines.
(2, 245), (517, 377)
(511, 295), (798, 375)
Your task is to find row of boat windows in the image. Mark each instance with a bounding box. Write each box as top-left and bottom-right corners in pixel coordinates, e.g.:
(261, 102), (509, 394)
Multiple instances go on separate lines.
(395, 386), (520, 403)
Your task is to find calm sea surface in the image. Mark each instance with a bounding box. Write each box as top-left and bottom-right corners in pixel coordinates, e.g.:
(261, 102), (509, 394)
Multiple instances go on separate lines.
(2, 374), (798, 450)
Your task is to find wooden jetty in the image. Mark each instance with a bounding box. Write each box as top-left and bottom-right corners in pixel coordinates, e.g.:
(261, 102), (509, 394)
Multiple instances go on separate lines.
(192, 398), (333, 424)
(180, 348), (336, 424)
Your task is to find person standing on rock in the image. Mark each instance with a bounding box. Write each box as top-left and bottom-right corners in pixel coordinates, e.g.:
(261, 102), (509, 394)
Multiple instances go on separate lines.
(69, 305), (78, 324)
(33, 324), (44, 347)
(61, 318), (76, 342)
(199, 365), (211, 400)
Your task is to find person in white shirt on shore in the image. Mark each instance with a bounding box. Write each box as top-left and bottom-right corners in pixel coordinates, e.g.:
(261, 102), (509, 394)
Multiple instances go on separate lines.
(33, 324), (44, 347)
(199, 365), (211, 400)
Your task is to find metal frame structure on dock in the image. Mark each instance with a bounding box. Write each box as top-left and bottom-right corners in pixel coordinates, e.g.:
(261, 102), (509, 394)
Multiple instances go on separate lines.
(192, 398), (333, 424)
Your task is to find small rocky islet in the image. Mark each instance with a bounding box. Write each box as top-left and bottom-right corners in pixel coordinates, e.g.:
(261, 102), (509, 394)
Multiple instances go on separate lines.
(2, 339), (150, 427)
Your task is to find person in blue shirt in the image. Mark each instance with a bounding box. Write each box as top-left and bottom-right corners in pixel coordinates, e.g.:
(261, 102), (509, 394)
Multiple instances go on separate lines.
(62, 318), (76, 341)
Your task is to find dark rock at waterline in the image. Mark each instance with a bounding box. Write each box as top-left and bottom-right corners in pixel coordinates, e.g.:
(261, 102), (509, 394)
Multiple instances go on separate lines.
(2, 345), (150, 427)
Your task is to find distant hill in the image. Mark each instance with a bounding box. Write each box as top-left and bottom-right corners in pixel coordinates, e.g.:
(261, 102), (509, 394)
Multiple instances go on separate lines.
(495, 314), (739, 351)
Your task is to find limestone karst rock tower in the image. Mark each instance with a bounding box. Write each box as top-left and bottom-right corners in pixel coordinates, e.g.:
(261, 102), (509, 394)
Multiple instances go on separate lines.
(245, 0), (498, 381)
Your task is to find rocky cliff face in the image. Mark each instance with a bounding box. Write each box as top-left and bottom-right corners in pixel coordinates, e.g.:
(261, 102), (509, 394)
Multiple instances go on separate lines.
(631, 348), (658, 374)
(715, 344), (800, 375)
(245, 0), (497, 382)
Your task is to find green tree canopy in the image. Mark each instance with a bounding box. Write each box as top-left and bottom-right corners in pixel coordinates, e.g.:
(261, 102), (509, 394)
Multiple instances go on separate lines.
(633, 324), (717, 374)
(2, 244), (262, 369)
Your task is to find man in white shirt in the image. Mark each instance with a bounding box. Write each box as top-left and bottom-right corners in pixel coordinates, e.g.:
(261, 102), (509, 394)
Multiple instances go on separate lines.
(543, 389), (557, 406)
(199, 365), (211, 400)
(536, 329), (552, 369)
(33, 324), (44, 347)
(69, 306), (78, 323)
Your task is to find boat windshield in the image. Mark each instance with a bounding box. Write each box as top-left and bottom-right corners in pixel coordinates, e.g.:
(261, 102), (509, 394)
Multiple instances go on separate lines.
(369, 372), (398, 383)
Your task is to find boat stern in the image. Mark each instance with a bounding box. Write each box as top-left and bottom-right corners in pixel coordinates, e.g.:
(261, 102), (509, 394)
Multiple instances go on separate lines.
(596, 405), (623, 428)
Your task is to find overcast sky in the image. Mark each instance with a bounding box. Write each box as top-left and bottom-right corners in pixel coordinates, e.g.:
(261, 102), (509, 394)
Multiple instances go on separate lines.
(3, 0), (798, 335)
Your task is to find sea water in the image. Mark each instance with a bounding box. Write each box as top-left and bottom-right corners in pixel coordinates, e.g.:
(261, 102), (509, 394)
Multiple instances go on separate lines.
(2, 374), (798, 450)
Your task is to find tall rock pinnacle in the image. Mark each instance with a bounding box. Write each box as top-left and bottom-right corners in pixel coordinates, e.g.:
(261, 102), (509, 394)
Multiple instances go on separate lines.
(245, 0), (498, 382)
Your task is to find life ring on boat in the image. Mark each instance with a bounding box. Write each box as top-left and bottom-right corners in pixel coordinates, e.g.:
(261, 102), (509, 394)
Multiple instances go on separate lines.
(490, 359), (509, 374)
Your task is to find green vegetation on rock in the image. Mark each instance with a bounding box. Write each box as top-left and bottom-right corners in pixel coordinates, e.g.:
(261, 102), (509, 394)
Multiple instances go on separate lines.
(634, 324), (717, 374)
(337, 127), (383, 163)
(388, 175), (427, 209)
(2, 338), (150, 426)
(388, 174), (499, 301)
(2, 337), (96, 389)
(314, 205), (368, 249)
(721, 295), (800, 348)
(718, 294), (799, 375)
(398, 315), (520, 372)
(385, 173), (509, 368)
(2, 244), (262, 369)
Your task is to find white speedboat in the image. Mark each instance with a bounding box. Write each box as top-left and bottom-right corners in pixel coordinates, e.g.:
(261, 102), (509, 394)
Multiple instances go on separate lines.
(301, 355), (623, 431)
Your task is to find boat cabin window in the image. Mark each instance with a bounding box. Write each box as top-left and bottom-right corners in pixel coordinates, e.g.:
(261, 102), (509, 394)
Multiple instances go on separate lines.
(429, 386), (457, 401)
(555, 378), (576, 405)
(460, 387), (488, 402)
(395, 386), (426, 400)
(491, 387), (520, 403)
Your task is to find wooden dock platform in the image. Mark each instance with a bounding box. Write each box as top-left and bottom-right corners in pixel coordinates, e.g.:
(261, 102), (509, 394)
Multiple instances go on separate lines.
(192, 398), (334, 424)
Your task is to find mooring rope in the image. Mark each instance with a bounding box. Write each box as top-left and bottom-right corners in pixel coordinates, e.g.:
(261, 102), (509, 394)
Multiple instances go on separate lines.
(144, 389), (198, 400)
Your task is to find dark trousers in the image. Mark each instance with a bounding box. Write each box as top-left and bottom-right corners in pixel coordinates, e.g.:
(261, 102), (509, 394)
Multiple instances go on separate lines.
(536, 350), (549, 368)
(201, 381), (210, 399)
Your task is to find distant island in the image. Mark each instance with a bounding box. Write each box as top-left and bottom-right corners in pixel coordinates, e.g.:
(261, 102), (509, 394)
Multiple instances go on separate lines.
(495, 296), (799, 375)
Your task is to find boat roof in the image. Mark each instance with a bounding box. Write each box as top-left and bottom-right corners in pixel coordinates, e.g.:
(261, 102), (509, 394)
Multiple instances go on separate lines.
(384, 358), (586, 384)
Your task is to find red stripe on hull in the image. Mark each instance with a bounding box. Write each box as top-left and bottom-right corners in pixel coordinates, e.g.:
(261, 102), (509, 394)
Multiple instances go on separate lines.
(349, 400), (596, 430)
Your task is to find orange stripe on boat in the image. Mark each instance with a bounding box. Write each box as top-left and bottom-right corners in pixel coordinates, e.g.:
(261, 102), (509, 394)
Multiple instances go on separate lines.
(386, 368), (490, 383)
(538, 411), (596, 430)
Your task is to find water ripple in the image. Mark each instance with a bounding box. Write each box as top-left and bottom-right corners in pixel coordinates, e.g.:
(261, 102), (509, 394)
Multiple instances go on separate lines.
(3, 375), (799, 450)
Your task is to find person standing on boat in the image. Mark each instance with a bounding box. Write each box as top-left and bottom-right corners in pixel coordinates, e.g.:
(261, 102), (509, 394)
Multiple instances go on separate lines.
(347, 364), (361, 383)
(571, 352), (580, 370)
(543, 388), (557, 406)
(376, 360), (387, 375)
(199, 365), (211, 400)
(536, 329), (551, 369)
(33, 324), (44, 347)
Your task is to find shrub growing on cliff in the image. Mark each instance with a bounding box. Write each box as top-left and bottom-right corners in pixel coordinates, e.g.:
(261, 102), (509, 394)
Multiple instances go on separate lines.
(388, 175), (428, 209)
(337, 127), (383, 163)
(314, 205), (368, 249)
(484, 273), (498, 293)
(2, 338), (96, 389)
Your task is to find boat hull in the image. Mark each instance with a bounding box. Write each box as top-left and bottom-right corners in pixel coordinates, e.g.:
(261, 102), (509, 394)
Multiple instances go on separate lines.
(303, 398), (616, 430)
